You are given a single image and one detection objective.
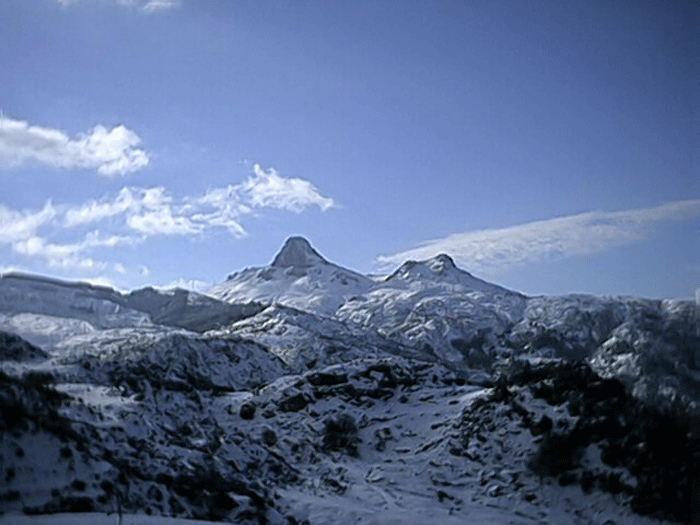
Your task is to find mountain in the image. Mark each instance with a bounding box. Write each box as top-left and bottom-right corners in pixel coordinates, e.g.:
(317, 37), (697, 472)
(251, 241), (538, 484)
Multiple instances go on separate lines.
(124, 286), (264, 333)
(209, 236), (374, 315)
(0, 272), (263, 349)
(384, 253), (511, 293)
(0, 272), (150, 330)
(336, 253), (527, 367)
(1, 237), (699, 525)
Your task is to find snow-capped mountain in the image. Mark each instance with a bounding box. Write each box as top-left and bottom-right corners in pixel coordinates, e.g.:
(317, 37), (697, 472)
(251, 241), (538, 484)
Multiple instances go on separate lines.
(336, 253), (527, 368)
(0, 272), (151, 331)
(1, 237), (699, 525)
(384, 252), (511, 293)
(209, 236), (375, 315)
(0, 272), (262, 349)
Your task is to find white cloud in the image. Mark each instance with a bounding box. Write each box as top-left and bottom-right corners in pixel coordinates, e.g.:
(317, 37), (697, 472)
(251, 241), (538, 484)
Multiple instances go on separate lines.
(10, 230), (135, 271)
(127, 208), (200, 236)
(138, 0), (181, 13)
(0, 115), (148, 177)
(377, 200), (700, 275)
(241, 164), (336, 212)
(12, 236), (103, 271)
(63, 186), (200, 236)
(64, 187), (139, 226)
(65, 164), (333, 238)
(190, 186), (248, 237)
(0, 163), (334, 278)
(0, 202), (57, 244)
(55, 0), (180, 13)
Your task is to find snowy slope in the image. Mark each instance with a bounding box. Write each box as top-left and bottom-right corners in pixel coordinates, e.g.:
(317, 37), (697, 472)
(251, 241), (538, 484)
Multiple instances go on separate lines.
(336, 254), (527, 368)
(210, 304), (433, 372)
(2, 237), (699, 525)
(124, 287), (264, 333)
(210, 239), (528, 370)
(0, 514), (229, 525)
(1, 349), (681, 524)
(0, 273), (150, 330)
(509, 294), (700, 411)
(0, 272), (262, 349)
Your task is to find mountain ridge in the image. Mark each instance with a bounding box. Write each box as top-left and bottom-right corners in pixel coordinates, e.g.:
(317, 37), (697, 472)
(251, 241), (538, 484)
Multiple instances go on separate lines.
(1, 236), (699, 524)
(210, 236), (522, 317)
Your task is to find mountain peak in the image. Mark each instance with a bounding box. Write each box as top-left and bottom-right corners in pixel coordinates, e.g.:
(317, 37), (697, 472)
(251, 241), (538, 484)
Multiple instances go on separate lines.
(427, 253), (457, 273)
(271, 236), (328, 268)
(388, 253), (460, 281)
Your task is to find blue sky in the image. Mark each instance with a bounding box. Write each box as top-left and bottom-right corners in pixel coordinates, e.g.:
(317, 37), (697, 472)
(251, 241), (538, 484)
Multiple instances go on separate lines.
(0, 0), (697, 299)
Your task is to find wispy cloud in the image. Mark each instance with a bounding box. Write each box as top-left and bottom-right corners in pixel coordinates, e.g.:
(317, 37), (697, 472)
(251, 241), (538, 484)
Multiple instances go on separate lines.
(377, 200), (700, 275)
(241, 164), (336, 212)
(11, 231), (136, 271)
(0, 164), (334, 274)
(55, 0), (181, 13)
(0, 202), (57, 244)
(63, 187), (146, 227)
(137, 0), (181, 13)
(0, 115), (149, 176)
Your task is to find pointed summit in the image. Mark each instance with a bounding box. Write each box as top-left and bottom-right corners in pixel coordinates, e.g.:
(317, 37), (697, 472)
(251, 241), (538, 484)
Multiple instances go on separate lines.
(271, 236), (328, 268)
(427, 253), (457, 273)
(211, 236), (373, 314)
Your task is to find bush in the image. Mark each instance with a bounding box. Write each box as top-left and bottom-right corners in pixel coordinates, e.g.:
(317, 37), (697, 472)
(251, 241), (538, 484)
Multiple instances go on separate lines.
(322, 413), (360, 456)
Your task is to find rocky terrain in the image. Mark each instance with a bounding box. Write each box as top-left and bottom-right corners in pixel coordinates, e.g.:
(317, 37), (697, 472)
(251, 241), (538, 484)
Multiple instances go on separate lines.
(1, 237), (699, 524)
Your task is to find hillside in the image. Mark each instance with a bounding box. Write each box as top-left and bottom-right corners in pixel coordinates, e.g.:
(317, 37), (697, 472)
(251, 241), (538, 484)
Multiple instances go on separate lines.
(1, 237), (699, 524)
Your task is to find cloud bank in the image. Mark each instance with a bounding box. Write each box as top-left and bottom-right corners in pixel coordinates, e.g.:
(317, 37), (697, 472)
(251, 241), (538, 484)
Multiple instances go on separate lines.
(377, 200), (700, 275)
(0, 115), (149, 176)
(0, 164), (335, 273)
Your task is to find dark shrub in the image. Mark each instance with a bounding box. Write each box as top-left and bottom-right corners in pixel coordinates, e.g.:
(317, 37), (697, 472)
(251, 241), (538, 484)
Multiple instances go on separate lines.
(239, 402), (256, 420)
(322, 413), (360, 456)
(261, 427), (277, 446)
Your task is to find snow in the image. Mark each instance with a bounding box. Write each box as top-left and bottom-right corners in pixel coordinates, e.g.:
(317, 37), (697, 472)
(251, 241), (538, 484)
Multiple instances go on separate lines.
(1, 237), (698, 524)
(208, 238), (374, 316)
(0, 514), (232, 525)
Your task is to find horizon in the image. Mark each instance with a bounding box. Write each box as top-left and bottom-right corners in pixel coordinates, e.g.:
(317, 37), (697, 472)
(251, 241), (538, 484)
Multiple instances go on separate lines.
(0, 233), (697, 303)
(1, 1), (697, 300)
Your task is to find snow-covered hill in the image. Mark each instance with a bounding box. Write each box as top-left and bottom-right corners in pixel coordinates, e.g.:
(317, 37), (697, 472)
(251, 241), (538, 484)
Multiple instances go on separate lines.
(0, 273), (150, 330)
(336, 254), (527, 369)
(1, 237), (699, 525)
(0, 272), (262, 349)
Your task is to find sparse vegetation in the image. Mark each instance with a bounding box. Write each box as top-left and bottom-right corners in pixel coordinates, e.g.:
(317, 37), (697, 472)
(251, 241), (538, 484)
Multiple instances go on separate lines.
(322, 413), (360, 457)
(498, 360), (700, 523)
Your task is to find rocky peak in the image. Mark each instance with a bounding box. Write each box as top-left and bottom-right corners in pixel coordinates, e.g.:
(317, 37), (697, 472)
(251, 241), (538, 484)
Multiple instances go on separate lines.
(388, 253), (460, 281)
(427, 253), (457, 273)
(271, 236), (328, 268)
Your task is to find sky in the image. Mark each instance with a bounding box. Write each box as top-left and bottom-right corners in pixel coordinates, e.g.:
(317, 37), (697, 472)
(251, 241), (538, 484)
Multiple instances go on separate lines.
(0, 0), (697, 299)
